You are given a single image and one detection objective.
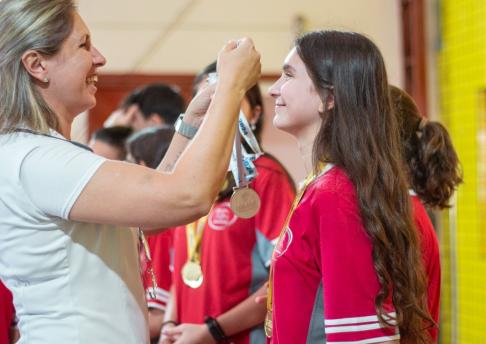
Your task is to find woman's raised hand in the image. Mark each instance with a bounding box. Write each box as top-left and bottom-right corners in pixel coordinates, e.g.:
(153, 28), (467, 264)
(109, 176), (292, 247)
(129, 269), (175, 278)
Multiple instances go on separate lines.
(217, 38), (261, 95)
(184, 83), (216, 124)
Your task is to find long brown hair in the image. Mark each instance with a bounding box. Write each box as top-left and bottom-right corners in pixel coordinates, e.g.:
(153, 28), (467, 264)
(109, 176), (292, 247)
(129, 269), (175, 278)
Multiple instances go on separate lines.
(390, 85), (463, 209)
(296, 31), (433, 342)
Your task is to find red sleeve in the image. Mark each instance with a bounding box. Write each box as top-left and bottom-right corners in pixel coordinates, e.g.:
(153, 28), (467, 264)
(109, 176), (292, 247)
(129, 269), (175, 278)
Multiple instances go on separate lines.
(252, 157), (295, 242)
(411, 197), (441, 341)
(314, 179), (399, 342)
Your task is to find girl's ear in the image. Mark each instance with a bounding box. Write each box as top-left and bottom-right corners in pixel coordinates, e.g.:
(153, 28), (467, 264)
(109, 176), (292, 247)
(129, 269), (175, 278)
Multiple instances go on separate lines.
(319, 93), (335, 113)
(326, 93), (335, 110)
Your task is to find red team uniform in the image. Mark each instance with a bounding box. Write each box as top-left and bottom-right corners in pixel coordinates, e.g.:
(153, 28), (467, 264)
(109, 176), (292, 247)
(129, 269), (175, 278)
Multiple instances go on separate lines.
(270, 165), (441, 343)
(270, 166), (399, 343)
(173, 155), (295, 344)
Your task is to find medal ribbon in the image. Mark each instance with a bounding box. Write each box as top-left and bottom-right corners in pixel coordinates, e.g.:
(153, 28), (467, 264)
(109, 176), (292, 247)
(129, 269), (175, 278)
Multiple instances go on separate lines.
(232, 125), (249, 188)
(138, 229), (158, 300)
(238, 111), (262, 155)
(265, 163), (333, 338)
(207, 72), (260, 186)
(185, 215), (208, 263)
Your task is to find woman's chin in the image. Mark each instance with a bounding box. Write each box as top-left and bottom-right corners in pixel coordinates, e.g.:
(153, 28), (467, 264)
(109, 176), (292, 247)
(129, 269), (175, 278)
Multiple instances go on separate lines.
(85, 96), (97, 111)
(73, 99), (96, 117)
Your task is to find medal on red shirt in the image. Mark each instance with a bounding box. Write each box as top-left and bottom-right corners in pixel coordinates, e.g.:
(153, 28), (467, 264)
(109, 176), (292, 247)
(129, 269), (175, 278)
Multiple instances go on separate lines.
(182, 216), (207, 289)
(264, 309), (273, 337)
(181, 260), (203, 289)
(230, 122), (261, 218)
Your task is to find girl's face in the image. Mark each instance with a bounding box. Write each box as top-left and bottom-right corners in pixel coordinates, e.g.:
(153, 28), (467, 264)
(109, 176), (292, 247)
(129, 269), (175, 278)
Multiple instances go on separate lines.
(269, 48), (323, 140)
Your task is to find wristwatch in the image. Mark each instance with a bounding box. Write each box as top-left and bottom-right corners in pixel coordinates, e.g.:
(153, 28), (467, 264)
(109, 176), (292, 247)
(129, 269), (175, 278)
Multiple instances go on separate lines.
(174, 113), (198, 139)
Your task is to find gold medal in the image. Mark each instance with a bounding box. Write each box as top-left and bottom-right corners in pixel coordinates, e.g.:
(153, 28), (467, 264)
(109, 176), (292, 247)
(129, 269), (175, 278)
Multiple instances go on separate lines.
(264, 310), (273, 338)
(183, 216), (208, 289)
(181, 260), (203, 289)
(230, 187), (261, 218)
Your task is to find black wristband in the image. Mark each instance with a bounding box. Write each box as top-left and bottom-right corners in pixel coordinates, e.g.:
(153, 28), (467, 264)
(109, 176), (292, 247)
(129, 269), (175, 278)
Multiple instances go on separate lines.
(204, 316), (229, 343)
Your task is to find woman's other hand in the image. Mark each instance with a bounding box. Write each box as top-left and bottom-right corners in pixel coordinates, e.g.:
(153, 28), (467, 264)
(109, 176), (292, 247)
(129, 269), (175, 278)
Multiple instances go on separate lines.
(163, 323), (215, 344)
(158, 321), (177, 344)
(184, 83), (216, 126)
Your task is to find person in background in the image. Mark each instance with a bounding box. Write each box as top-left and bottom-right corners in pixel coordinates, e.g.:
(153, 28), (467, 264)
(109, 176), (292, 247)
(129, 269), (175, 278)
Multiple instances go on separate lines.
(134, 84), (185, 129)
(0, 0), (261, 342)
(390, 85), (463, 342)
(89, 125), (133, 160)
(161, 62), (295, 344)
(266, 30), (434, 343)
(103, 90), (141, 128)
(126, 127), (176, 343)
(105, 83), (185, 131)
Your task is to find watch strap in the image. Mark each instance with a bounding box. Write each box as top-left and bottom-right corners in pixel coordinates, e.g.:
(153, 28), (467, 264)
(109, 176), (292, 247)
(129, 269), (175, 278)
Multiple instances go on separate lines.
(174, 113), (198, 139)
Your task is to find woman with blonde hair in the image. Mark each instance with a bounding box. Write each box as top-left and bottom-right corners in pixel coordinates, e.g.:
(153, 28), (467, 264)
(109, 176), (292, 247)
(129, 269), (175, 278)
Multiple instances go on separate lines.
(0, 0), (261, 343)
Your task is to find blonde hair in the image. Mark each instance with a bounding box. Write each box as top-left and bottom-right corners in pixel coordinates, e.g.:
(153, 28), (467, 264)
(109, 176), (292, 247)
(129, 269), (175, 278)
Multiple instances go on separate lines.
(0, 0), (76, 133)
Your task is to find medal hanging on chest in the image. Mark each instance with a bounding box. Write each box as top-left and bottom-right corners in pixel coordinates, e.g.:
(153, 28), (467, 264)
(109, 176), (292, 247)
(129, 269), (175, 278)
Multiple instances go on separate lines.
(182, 216), (207, 288)
(264, 309), (273, 337)
(181, 260), (203, 288)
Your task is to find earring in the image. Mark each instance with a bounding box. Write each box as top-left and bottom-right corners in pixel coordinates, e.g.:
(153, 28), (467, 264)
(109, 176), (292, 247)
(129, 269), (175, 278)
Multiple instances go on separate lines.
(43, 77), (49, 83)
(250, 123), (256, 131)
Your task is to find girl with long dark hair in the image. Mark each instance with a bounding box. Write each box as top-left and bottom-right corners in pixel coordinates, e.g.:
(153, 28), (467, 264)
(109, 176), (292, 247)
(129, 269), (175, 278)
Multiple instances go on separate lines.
(267, 31), (434, 343)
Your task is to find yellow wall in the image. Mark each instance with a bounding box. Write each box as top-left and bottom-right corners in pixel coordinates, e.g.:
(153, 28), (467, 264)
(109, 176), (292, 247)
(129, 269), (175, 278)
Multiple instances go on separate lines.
(439, 0), (486, 342)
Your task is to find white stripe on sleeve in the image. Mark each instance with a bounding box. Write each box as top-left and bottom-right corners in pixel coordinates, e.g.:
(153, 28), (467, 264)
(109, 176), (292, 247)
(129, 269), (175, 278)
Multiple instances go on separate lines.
(327, 334), (400, 344)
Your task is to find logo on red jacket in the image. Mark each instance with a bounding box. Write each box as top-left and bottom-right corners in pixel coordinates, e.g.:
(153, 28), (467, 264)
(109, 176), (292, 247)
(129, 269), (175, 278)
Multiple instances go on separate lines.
(274, 226), (293, 257)
(209, 202), (238, 230)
